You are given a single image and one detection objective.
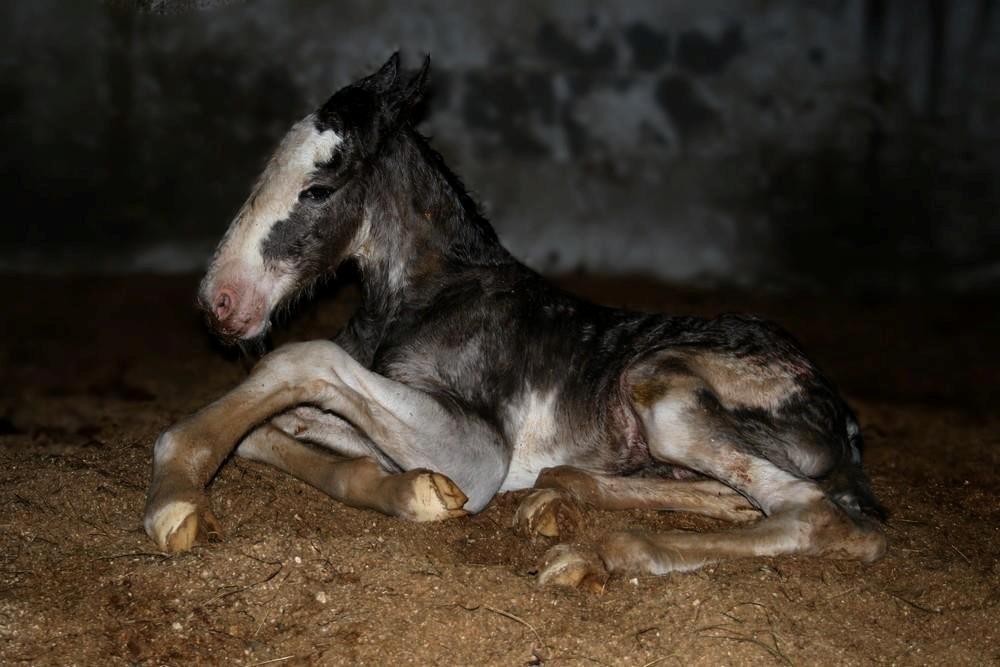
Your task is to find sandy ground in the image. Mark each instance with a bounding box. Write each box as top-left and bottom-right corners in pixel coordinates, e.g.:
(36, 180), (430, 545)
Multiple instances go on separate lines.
(0, 274), (997, 666)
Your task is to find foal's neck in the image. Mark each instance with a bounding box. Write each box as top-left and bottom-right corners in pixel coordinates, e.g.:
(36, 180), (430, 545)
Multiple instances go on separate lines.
(353, 129), (513, 317)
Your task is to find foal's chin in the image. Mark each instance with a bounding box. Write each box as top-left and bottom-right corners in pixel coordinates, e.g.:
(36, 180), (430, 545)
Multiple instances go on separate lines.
(203, 313), (271, 352)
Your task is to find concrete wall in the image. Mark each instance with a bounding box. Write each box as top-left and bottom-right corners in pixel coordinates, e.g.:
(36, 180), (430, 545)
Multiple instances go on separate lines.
(2, 1), (998, 292)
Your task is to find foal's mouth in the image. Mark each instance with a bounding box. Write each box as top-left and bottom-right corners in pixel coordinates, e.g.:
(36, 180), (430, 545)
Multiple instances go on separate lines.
(202, 311), (268, 345)
(197, 291), (270, 344)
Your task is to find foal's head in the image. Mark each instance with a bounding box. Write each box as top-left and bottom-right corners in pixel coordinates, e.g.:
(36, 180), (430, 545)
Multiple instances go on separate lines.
(199, 53), (428, 341)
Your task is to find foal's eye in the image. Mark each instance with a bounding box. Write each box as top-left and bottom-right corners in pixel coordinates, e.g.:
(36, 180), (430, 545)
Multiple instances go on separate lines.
(299, 186), (335, 202)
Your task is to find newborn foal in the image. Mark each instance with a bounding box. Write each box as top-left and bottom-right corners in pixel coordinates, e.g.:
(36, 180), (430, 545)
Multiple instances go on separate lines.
(145, 54), (886, 588)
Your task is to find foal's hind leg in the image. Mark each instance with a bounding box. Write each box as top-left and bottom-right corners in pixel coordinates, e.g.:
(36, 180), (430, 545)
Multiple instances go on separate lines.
(537, 469), (885, 589)
(236, 424), (467, 521)
(537, 496), (884, 590)
(145, 340), (507, 553)
(537, 370), (885, 589)
(515, 466), (761, 539)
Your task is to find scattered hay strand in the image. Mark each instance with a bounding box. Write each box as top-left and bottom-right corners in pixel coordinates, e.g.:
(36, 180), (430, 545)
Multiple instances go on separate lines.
(92, 551), (171, 561)
(456, 603), (546, 649)
(884, 589), (943, 614)
(202, 564), (283, 605)
(950, 544), (972, 565)
(482, 605), (544, 647)
(247, 655), (295, 666)
(697, 630), (791, 665)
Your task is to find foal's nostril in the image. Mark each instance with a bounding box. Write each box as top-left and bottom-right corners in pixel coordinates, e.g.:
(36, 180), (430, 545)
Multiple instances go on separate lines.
(213, 289), (235, 322)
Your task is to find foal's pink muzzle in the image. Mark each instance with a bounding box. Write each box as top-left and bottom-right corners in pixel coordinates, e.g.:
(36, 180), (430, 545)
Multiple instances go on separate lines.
(199, 278), (268, 341)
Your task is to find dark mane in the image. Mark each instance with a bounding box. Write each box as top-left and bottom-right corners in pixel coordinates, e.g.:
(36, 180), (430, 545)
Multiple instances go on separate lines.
(403, 126), (510, 266)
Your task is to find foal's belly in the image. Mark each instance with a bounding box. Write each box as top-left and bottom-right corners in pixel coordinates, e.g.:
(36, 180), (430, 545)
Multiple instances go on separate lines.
(497, 388), (574, 493)
(500, 440), (569, 493)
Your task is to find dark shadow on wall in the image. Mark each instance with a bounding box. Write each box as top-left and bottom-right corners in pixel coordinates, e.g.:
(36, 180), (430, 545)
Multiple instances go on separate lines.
(0, 1), (997, 293)
(759, 131), (999, 294)
(754, 0), (999, 294)
(0, 3), (304, 266)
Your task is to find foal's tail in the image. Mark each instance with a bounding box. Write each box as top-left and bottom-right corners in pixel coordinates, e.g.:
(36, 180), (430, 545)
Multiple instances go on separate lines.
(822, 425), (887, 522)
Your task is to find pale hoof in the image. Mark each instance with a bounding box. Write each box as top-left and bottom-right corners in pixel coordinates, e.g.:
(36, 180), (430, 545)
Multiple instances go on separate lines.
(397, 470), (469, 522)
(514, 488), (584, 539)
(145, 500), (223, 553)
(536, 544), (608, 593)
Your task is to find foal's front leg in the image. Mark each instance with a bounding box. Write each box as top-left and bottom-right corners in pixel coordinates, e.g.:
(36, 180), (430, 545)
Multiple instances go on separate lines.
(144, 340), (508, 553)
(144, 356), (316, 552)
(236, 423), (468, 521)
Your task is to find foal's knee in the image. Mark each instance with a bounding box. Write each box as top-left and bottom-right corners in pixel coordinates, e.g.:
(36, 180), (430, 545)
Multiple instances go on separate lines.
(152, 422), (196, 468)
(257, 339), (348, 372)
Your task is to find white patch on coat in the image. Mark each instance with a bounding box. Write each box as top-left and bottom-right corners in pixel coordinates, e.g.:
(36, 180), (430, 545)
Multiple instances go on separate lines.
(786, 443), (833, 478)
(353, 208), (409, 294)
(739, 458), (824, 514)
(643, 397), (696, 462)
(500, 389), (565, 492)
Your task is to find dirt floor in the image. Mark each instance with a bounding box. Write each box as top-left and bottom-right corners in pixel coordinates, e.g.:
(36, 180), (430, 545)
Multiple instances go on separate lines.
(0, 273), (997, 666)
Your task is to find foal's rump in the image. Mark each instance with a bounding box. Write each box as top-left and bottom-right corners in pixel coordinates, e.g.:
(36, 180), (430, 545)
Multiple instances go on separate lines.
(623, 313), (882, 521)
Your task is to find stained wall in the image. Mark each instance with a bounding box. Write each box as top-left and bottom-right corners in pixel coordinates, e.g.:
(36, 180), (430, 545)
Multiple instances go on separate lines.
(2, 1), (997, 292)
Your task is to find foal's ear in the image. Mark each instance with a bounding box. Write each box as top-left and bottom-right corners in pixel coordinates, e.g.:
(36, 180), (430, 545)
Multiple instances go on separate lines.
(360, 52), (401, 94)
(385, 55), (430, 123)
(399, 55), (430, 108)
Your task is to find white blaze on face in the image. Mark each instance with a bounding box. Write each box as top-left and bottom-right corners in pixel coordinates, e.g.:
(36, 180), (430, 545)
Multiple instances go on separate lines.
(201, 114), (343, 338)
